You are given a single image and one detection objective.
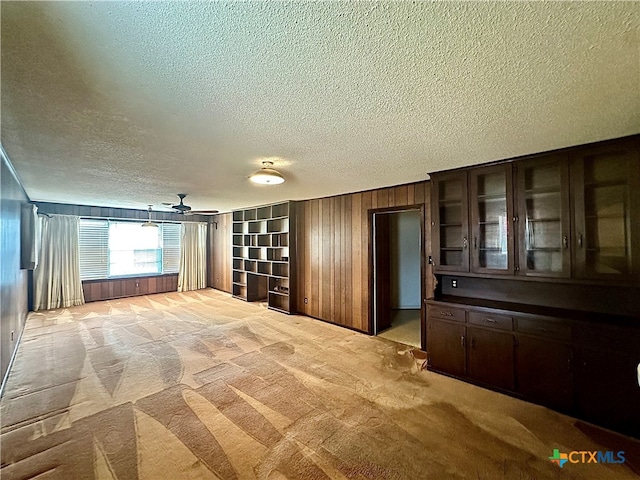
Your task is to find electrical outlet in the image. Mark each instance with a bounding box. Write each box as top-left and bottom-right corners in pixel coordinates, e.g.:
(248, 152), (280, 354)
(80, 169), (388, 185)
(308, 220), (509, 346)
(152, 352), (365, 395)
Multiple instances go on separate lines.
(304, 297), (308, 304)
(451, 279), (458, 288)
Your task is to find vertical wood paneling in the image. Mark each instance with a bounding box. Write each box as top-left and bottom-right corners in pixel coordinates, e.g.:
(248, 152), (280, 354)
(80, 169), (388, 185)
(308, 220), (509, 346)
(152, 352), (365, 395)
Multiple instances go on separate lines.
(321, 198), (332, 319)
(350, 193), (362, 330)
(296, 181), (430, 333)
(311, 200), (320, 318)
(210, 213), (233, 293)
(1, 155), (29, 386)
(360, 190), (372, 331)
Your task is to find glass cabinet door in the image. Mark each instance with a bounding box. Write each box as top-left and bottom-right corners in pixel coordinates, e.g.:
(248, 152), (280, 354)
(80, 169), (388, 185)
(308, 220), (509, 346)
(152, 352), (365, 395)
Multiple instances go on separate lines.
(572, 140), (640, 280)
(432, 172), (469, 272)
(470, 164), (513, 274)
(516, 155), (570, 277)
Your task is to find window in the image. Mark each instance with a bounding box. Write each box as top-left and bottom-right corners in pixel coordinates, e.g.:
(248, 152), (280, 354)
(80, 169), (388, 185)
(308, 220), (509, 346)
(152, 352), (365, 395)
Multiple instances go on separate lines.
(78, 219), (182, 280)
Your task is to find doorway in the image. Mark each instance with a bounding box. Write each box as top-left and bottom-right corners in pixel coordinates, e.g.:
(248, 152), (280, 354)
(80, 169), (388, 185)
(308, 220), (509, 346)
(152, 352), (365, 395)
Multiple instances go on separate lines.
(372, 207), (424, 349)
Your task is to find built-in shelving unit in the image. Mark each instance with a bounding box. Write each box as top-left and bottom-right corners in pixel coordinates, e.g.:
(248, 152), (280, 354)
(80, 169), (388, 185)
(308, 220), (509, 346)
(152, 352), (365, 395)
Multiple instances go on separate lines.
(231, 201), (295, 314)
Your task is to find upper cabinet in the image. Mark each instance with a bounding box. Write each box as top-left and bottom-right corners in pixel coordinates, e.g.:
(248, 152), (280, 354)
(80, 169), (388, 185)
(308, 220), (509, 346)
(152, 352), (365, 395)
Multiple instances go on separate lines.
(432, 172), (469, 272)
(430, 135), (640, 283)
(469, 164), (514, 274)
(571, 139), (640, 281)
(515, 155), (571, 278)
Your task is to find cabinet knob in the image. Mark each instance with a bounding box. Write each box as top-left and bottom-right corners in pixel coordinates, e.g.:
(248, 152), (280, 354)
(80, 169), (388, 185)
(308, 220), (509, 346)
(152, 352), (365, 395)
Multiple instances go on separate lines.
(563, 236), (569, 249)
(460, 336), (465, 347)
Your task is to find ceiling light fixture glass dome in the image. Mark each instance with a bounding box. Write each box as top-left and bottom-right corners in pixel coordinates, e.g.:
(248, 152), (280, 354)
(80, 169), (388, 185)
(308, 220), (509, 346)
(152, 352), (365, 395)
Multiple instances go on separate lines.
(249, 161), (285, 185)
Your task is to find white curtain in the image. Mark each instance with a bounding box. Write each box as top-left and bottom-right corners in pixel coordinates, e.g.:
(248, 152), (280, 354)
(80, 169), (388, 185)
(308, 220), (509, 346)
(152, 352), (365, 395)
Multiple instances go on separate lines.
(33, 215), (85, 311)
(178, 222), (207, 292)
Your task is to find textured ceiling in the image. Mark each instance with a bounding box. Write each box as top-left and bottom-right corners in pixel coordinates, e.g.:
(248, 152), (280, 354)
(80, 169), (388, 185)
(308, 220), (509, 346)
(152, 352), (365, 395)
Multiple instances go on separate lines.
(2, 1), (639, 212)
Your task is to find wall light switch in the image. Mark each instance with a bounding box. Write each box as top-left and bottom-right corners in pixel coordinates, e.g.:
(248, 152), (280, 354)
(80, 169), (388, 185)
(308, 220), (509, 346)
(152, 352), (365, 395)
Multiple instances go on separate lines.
(451, 279), (458, 288)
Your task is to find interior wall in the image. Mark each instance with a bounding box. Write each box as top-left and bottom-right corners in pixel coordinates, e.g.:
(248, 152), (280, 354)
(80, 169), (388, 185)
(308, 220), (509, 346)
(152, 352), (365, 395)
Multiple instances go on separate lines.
(390, 210), (421, 309)
(1, 151), (30, 388)
(208, 213), (233, 293)
(296, 182), (432, 333)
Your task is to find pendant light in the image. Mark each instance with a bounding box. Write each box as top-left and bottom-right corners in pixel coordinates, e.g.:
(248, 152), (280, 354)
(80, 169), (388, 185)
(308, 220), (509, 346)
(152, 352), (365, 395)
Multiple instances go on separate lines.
(249, 161), (285, 185)
(141, 205), (159, 227)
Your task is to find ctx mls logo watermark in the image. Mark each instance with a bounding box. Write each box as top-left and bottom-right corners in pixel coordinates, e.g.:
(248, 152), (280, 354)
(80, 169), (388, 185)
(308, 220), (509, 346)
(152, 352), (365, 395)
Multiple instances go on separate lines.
(549, 449), (625, 468)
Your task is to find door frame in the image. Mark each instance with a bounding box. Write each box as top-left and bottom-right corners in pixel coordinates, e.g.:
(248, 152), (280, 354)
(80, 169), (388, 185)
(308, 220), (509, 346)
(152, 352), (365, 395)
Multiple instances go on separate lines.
(369, 204), (426, 350)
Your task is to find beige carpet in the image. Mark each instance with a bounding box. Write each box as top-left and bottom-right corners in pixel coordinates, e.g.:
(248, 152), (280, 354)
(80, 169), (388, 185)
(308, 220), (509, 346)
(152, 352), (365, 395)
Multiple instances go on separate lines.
(377, 310), (421, 348)
(1, 289), (638, 480)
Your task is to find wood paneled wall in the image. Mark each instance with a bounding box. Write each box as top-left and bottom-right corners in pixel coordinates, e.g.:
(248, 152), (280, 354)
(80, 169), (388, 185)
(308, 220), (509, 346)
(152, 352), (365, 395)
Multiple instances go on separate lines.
(208, 213), (233, 293)
(83, 274), (178, 302)
(1, 153), (30, 387)
(295, 182), (432, 333)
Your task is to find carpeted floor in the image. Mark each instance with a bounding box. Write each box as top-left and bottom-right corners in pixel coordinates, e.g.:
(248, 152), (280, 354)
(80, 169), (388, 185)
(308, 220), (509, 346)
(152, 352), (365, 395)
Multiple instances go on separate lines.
(377, 310), (421, 348)
(1, 289), (638, 479)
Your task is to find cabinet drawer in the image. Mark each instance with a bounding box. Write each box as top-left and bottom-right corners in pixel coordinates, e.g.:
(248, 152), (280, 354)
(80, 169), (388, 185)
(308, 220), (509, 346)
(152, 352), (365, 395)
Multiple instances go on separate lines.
(468, 311), (512, 331)
(516, 316), (571, 341)
(429, 305), (465, 322)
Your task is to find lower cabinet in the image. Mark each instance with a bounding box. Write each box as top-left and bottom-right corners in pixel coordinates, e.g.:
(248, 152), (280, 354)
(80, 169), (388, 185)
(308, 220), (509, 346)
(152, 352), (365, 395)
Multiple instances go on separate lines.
(574, 322), (640, 438)
(467, 327), (514, 390)
(515, 335), (573, 410)
(427, 299), (640, 439)
(428, 319), (466, 377)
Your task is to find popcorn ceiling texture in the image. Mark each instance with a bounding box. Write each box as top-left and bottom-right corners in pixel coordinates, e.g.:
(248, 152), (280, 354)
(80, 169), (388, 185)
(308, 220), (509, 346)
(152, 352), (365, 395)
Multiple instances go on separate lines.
(1, 2), (639, 212)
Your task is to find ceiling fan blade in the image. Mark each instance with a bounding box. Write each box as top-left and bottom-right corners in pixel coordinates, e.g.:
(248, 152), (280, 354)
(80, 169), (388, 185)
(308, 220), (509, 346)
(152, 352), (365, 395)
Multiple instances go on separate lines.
(185, 210), (219, 215)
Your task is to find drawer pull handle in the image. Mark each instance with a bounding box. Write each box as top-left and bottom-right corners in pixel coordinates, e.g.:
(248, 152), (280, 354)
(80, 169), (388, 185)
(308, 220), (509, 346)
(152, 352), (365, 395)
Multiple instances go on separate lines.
(537, 328), (548, 333)
(440, 311), (453, 317)
(484, 318), (497, 323)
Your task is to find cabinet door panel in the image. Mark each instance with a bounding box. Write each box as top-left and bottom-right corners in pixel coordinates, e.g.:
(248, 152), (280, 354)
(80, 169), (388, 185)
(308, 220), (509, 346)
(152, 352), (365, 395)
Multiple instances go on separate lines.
(470, 165), (514, 274)
(515, 336), (573, 410)
(467, 327), (514, 390)
(575, 347), (640, 438)
(571, 139), (640, 280)
(432, 173), (469, 272)
(516, 155), (571, 277)
(427, 320), (466, 377)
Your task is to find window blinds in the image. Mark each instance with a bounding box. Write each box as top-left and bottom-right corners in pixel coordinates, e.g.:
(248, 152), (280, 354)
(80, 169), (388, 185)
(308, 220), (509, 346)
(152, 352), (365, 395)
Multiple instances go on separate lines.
(78, 219), (182, 280)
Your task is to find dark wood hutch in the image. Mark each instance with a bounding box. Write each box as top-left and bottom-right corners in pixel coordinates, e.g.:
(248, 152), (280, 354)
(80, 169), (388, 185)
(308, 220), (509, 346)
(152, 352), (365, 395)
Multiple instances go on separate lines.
(426, 134), (640, 439)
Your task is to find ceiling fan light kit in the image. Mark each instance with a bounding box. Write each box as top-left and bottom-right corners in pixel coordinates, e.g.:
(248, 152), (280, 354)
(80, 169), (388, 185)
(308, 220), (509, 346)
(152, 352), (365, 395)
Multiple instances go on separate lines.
(249, 161), (285, 185)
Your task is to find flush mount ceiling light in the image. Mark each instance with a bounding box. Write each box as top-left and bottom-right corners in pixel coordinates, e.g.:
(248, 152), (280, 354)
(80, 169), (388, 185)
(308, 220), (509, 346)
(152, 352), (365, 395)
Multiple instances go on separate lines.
(249, 161), (285, 185)
(141, 205), (159, 228)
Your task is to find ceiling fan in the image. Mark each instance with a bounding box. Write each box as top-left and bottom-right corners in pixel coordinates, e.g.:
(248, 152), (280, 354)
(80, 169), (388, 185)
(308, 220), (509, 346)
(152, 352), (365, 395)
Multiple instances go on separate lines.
(162, 194), (219, 215)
